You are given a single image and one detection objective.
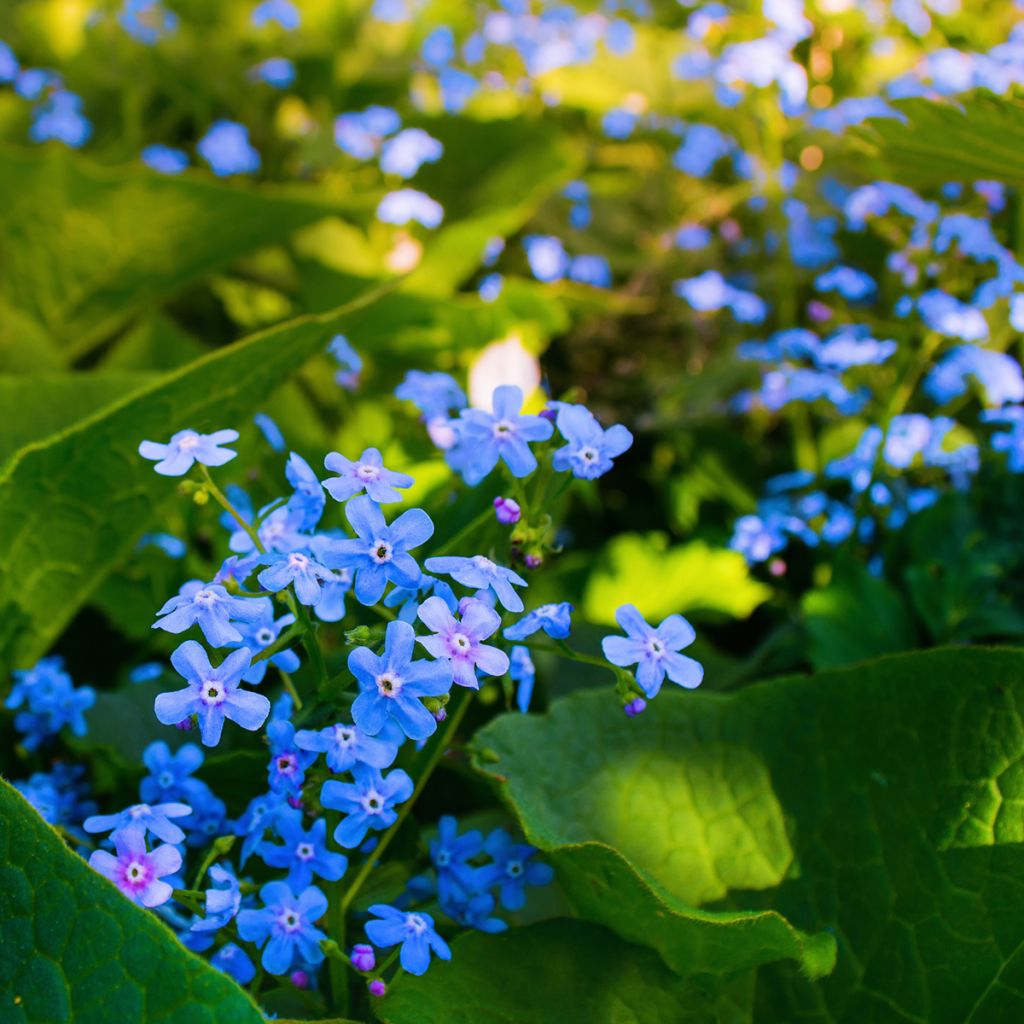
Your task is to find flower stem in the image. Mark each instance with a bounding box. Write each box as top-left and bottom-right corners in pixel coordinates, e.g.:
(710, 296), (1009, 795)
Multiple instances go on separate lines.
(199, 466), (265, 554)
(339, 688), (474, 917)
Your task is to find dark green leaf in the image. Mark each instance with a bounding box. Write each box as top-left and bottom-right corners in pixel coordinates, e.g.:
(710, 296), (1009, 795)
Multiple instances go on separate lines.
(475, 648), (1024, 1022)
(0, 778), (262, 1023)
(0, 286), (387, 675)
(849, 90), (1024, 186)
(0, 146), (344, 359)
(377, 919), (722, 1024)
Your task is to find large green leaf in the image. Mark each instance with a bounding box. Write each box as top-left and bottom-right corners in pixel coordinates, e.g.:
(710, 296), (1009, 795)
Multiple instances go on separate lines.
(0, 778), (261, 1024)
(0, 287), (386, 675)
(377, 919), (722, 1024)
(475, 648), (1024, 1022)
(583, 533), (771, 625)
(849, 90), (1024, 186)
(0, 372), (152, 467)
(0, 146), (343, 360)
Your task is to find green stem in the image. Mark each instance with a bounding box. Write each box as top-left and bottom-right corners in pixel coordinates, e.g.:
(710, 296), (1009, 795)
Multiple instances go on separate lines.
(339, 689), (474, 917)
(279, 670), (304, 711)
(250, 623), (305, 665)
(199, 466), (265, 555)
(523, 638), (616, 675)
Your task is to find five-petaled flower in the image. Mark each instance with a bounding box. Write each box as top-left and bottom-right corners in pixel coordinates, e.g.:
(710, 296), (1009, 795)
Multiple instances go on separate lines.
(425, 554), (528, 612)
(416, 596), (509, 689)
(155, 641), (271, 746)
(259, 816), (348, 890)
(323, 447), (414, 504)
(153, 580), (264, 648)
(295, 720), (399, 773)
(318, 496), (434, 605)
(236, 882), (328, 976)
(364, 904), (452, 976)
(349, 620), (453, 740)
(320, 764), (414, 848)
(601, 604), (704, 698)
(551, 403), (633, 479)
(83, 801), (192, 845)
(89, 828), (181, 908)
(138, 429), (239, 476)
(503, 602), (573, 641)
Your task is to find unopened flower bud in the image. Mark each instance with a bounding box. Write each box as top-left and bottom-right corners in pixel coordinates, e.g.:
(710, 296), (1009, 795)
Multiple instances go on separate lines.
(369, 979), (387, 997)
(352, 944), (376, 972)
(624, 696), (647, 718)
(290, 970), (309, 989)
(493, 496), (522, 525)
(524, 552), (543, 569)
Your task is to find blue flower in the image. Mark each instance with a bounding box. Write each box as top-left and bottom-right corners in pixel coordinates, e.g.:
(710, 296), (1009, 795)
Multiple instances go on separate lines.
(824, 426), (883, 493)
(197, 121), (260, 177)
(814, 264), (877, 302)
(0, 41), (18, 83)
(334, 106), (401, 159)
(211, 943), (256, 985)
(425, 554), (528, 612)
(310, 540), (353, 622)
(258, 549), (338, 606)
(84, 802), (192, 845)
(260, 817), (347, 890)
(447, 385), (553, 485)
(917, 289), (988, 341)
(925, 345), (1024, 407)
(504, 602), (573, 641)
(89, 829), (181, 908)
(191, 864), (242, 932)
(30, 91), (92, 148)
(509, 646), (535, 713)
(140, 741), (209, 805)
(318, 495), (434, 605)
(251, 0), (300, 29)
(329, 335), (363, 389)
(228, 599), (299, 684)
(324, 447), (414, 504)
(119, 0), (178, 43)
(674, 271), (766, 323)
(422, 26), (454, 65)
(250, 57), (296, 88)
(252, 412), (286, 452)
(983, 405), (1024, 471)
(237, 883), (327, 976)
(321, 764), (414, 848)
(481, 829), (554, 910)
(601, 604), (704, 698)
(430, 816), (484, 905)
(142, 144), (188, 174)
(6, 656), (95, 751)
(552, 404), (633, 479)
(568, 254), (612, 288)
(233, 791), (300, 865)
(395, 370), (467, 420)
(364, 905), (451, 976)
(523, 235), (569, 282)
(16, 765), (94, 828)
(377, 189), (444, 228)
(138, 428), (238, 475)
(285, 452), (327, 529)
(266, 719), (317, 796)
(349, 619), (453, 740)
(155, 641), (271, 746)
(383, 572), (458, 623)
(137, 532), (187, 558)
(416, 596), (508, 690)
(380, 128), (443, 177)
(295, 721), (399, 772)
(153, 580), (265, 648)
(129, 662), (164, 683)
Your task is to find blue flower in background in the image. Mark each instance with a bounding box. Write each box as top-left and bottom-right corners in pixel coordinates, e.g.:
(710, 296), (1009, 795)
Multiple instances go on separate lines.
(917, 289), (988, 341)
(446, 385), (553, 485)
(364, 905), (451, 976)
(334, 106), (401, 159)
(983, 405), (1024, 471)
(260, 816), (348, 890)
(422, 26), (455, 65)
(233, 791), (300, 865)
(266, 719), (318, 795)
(523, 234), (570, 282)
(295, 720), (400, 772)
(154, 641), (271, 746)
(321, 764), (414, 848)
(481, 829), (554, 910)
(0, 41), (19, 82)
(349, 619), (453, 740)
(258, 549), (338, 606)
(674, 270), (766, 323)
(191, 864), (242, 932)
(395, 370), (467, 420)
(601, 604), (704, 698)
(504, 602), (573, 641)
(84, 802), (192, 845)
(324, 447), (414, 504)
(815, 265), (877, 302)
(430, 816), (485, 903)
(30, 90), (92, 147)
(211, 943), (256, 985)
(153, 579), (264, 648)
(228, 600), (299, 684)
(925, 345), (1024, 407)
(253, 413), (286, 452)
(552, 403), (633, 479)
(119, 0), (178, 43)
(328, 334), (363, 390)
(377, 189), (444, 227)
(425, 554), (528, 612)
(197, 121), (260, 176)
(140, 741), (209, 805)
(250, 57), (296, 88)
(509, 645), (535, 713)
(139, 428), (238, 475)
(568, 254), (611, 288)
(142, 144), (188, 174)
(237, 883), (327, 976)
(380, 128), (444, 177)
(6, 656), (95, 751)
(251, 0), (300, 29)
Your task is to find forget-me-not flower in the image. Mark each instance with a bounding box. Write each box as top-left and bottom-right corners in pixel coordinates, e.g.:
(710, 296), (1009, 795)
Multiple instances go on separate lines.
(237, 882), (328, 976)
(416, 596), (509, 689)
(321, 764), (414, 848)
(89, 829), (181, 908)
(425, 554), (527, 612)
(323, 448), (414, 504)
(364, 905), (451, 976)
(139, 428), (239, 476)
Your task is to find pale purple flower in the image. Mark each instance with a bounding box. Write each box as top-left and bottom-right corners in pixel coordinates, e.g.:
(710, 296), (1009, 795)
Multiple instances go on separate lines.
(424, 554), (527, 612)
(323, 448), (414, 504)
(83, 802), (192, 845)
(138, 429), (238, 476)
(416, 596), (509, 689)
(89, 829), (181, 908)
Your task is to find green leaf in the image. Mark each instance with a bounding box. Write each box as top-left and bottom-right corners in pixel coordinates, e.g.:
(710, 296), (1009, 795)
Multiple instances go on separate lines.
(0, 778), (261, 1023)
(377, 919), (723, 1024)
(0, 286), (386, 675)
(802, 562), (918, 669)
(0, 145), (342, 359)
(475, 648), (1024, 1021)
(849, 90), (1024, 186)
(582, 533), (771, 625)
(0, 372), (153, 468)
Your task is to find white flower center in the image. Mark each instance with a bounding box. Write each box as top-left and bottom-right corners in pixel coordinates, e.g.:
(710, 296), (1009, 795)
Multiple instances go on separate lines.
(580, 446), (599, 463)
(406, 913), (428, 934)
(256, 628), (275, 646)
(493, 419), (515, 440)
(362, 788), (385, 814)
(357, 464), (381, 481)
(472, 555), (496, 572)
(449, 632), (472, 656)
(277, 909), (302, 933)
(194, 589), (217, 605)
(370, 539), (393, 564)
(178, 434), (200, 451)
(646, 638), (665, 659)
(296, 842), (315, 861)
(376, 672), (403, 698)
(288, 553), (309, 571)
(125, 860), (150, 887)
(201, 679), (226, 706)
